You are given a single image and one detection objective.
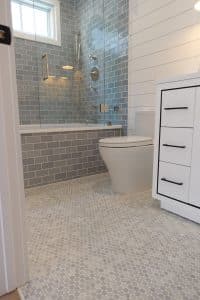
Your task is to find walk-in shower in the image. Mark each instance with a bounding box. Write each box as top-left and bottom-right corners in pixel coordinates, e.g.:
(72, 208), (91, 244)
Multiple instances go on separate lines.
(12, 0), (128, 129)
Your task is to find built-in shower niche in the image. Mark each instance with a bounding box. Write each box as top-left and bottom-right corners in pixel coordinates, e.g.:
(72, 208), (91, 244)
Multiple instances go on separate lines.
(39, 53), (78, 125)
(42, 53), (73, 81)
(42, 32), (81, 81)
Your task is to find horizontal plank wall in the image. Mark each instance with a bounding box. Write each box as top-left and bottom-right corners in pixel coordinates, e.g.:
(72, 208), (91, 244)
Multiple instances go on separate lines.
(128, 0), (200, 134)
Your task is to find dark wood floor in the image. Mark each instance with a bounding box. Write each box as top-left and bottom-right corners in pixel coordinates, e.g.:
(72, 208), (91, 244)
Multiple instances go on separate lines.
(0, 291), (20, 300)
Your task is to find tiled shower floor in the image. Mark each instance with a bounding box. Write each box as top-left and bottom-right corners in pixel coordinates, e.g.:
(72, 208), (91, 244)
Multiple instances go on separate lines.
(20, 173), (200, 300)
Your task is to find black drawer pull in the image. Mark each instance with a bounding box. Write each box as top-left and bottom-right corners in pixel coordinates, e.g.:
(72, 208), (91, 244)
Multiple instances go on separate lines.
(162, 144), (186, 149)
(161, 178), (183, 186)
(164, 106), (188, 110)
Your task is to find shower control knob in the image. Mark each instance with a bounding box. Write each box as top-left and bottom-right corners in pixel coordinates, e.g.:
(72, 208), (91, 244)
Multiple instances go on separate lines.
(90, 67), (99, 81)
(89, 54), (97, 60)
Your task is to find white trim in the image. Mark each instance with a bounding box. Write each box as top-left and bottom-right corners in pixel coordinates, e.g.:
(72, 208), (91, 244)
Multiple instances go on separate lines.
(14, 30), (61, 46)
(0, 195), (8, 292)
(12, 0), (61, 46)
(19, 124), (123, 134)
(0, 0), (28, 296)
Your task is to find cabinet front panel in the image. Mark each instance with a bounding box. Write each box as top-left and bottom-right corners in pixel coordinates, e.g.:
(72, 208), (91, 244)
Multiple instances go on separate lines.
(160, 127), (193, 166)
(189, 87), (200, 208)
(158, 162), (190, 203)
(161, 88), (195, 128)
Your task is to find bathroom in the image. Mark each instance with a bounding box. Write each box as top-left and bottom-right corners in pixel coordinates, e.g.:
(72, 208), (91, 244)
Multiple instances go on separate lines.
(16, 0), (128, 188)
(0, 0), (200, 299)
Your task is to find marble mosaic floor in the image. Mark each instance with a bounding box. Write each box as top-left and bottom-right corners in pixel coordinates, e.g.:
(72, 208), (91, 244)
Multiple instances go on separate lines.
(20, 173), (200, 300)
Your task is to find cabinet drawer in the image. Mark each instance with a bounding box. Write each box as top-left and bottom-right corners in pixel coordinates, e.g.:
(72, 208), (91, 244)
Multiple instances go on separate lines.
(160, 127), (193, 166)
(158, 162), (190, 203)
(161, 88), (195, 127)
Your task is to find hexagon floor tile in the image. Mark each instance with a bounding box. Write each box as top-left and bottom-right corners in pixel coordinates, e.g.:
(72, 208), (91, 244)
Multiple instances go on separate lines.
(19, 173), (200, 300)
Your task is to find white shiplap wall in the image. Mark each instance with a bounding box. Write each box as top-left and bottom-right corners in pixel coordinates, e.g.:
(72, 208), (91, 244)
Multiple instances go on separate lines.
(128, 0), (200, 135)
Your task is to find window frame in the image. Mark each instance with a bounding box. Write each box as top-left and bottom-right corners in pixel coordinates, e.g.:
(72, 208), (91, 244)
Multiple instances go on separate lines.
(11, 0), (61, 46)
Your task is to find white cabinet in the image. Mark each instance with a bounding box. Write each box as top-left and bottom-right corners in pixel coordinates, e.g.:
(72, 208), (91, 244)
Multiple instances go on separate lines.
(153, 73), (200, 224)
(189, 87), (200, 208)
(161, 88), (196, 127)
(160, 127), (193, 166)
(158, 162), (190, 203)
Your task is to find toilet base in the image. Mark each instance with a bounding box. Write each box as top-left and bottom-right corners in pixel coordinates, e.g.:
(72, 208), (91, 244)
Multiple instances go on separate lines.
(100, 145), (154, 194)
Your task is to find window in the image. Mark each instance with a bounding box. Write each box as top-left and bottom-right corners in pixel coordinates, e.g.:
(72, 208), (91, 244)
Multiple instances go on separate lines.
(11, 0), (61, 46)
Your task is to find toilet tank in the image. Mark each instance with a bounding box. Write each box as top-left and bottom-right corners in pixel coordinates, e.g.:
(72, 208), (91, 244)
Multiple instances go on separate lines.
(134, 110), (155, 139)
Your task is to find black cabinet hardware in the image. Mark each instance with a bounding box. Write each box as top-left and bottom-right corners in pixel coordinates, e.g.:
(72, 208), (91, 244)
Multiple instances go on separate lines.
(164, 106), (188, 110)
(161, 178), (183, 186)
(162, 144), (186, 149)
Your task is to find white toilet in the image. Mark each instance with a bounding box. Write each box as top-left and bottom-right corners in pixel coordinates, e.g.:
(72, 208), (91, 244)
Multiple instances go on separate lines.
(99, 111), (154, 194)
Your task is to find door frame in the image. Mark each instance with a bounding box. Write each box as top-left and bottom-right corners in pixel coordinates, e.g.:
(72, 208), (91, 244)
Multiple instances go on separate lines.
(0, 0), (28, 296)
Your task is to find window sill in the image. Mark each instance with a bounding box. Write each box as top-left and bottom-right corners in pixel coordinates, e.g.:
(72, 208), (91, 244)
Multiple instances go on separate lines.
(13, 31), (61, 47)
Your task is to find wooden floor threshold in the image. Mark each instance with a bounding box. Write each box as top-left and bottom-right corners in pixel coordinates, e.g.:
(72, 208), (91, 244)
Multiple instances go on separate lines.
(0, 290), (20, 300)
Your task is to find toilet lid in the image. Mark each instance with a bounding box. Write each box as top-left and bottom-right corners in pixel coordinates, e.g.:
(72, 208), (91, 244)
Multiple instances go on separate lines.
(99, 136), (153, 148)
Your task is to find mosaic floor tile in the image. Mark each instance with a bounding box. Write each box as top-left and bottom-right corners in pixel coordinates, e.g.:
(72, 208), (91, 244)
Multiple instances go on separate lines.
(20, 173), (200, 300)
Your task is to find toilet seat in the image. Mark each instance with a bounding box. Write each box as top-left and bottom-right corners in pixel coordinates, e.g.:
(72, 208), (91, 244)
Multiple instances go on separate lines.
(99, 136), (153, 148)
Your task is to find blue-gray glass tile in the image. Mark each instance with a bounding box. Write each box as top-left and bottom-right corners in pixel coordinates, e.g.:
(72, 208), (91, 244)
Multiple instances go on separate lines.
(14, 0), (128, 131)
(21, 128), (121, 188)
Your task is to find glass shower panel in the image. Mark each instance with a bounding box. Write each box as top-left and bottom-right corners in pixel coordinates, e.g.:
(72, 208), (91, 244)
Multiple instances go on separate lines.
(13, 0), (111, 126)
(12, 0), (128, 128)
(35, 0), (106, 126)
(104, 0), (129, 130)
(36, 0), (77, 125)
(77, 0), (105, 125)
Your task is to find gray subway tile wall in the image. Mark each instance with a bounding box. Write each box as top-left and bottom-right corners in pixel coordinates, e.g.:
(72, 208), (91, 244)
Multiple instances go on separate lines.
(15, 0), (78, 124)
(75, 0), (129, 129)
(14, 0), (128, 129)
(77, 0), (106, 125)
(15, 38), (40, 124)
(104, 0), (128, 130)
(21, 128), (121, 188)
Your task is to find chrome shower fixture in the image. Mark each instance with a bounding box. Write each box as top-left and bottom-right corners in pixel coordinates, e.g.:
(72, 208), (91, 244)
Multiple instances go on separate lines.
(90, 67), (99, 81)
(89, 54), (97, 61)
